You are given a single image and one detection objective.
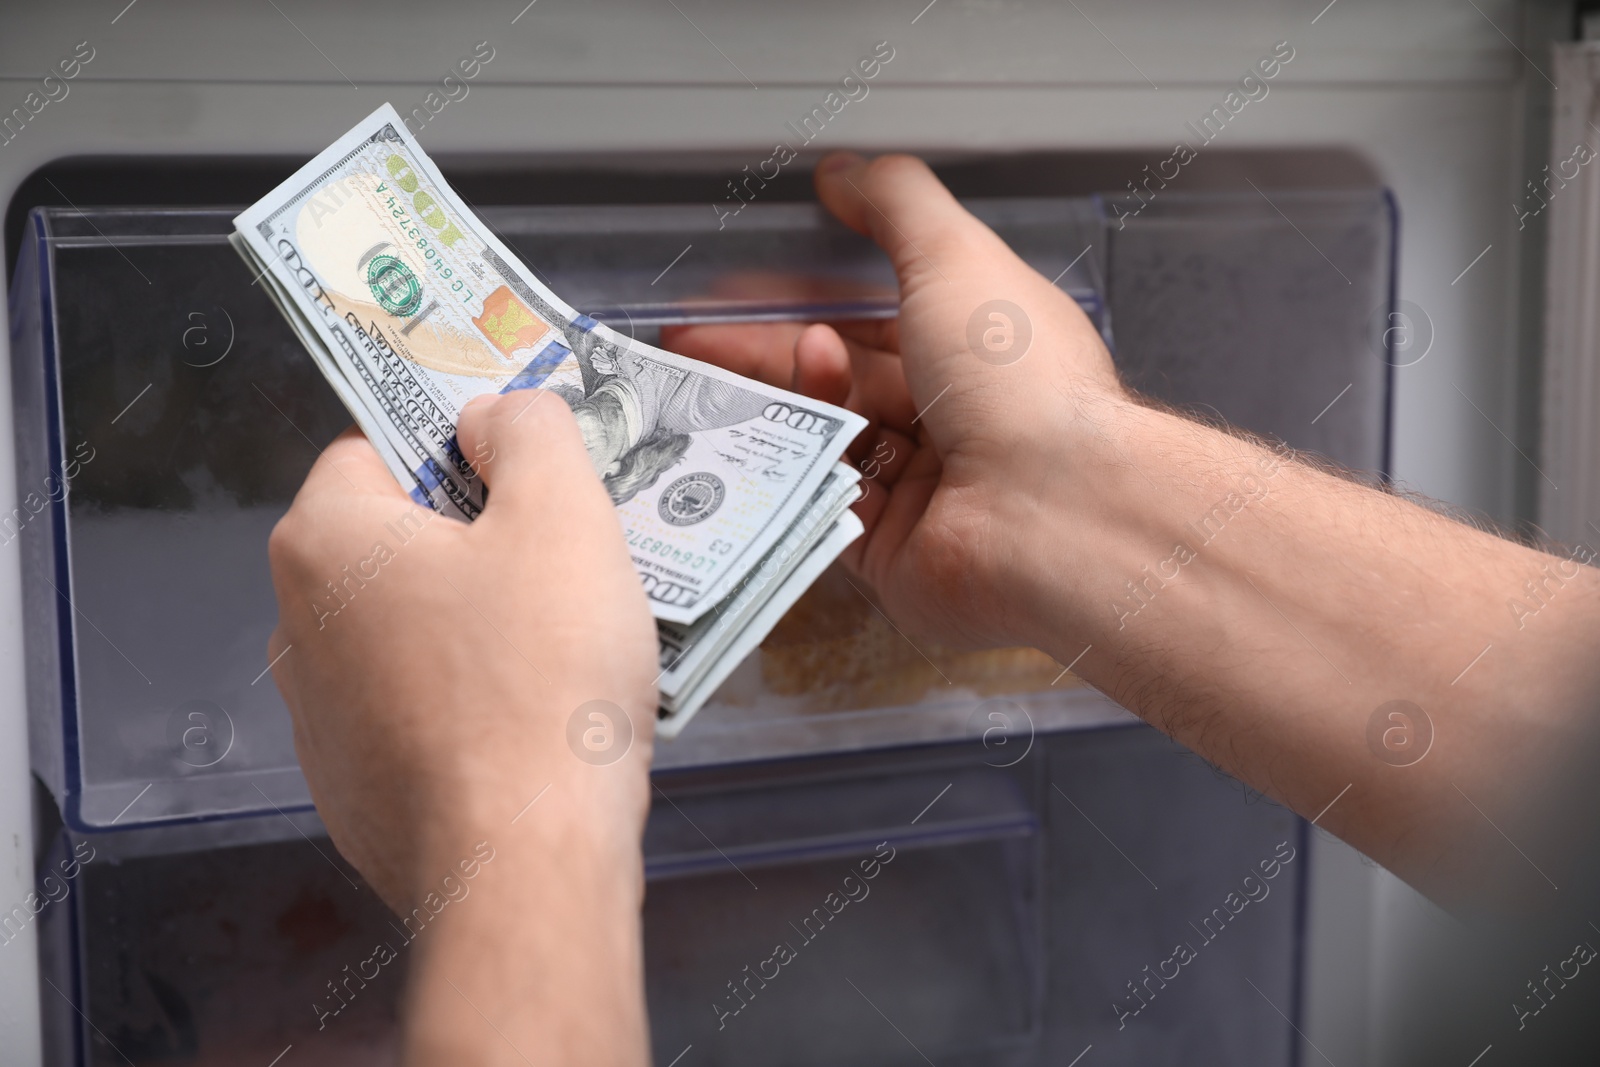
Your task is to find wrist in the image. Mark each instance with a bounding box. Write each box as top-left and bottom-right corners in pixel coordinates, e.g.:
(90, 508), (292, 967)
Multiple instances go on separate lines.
(409, 690), (653, 913)
(988, 393), (1203, 657)
(403, 799), (649, 1067)
(977, 385), (1125, 642)
(994, 391), (1304, 666)
(418, 770), (647, 898)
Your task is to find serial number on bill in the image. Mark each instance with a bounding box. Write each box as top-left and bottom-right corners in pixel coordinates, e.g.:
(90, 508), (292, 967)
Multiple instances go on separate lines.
(627, 531), (735, 571)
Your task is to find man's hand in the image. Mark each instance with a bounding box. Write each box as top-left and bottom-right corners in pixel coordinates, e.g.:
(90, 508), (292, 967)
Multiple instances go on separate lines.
(665, 152), (1600, 910)
(665, 152), (1129, 650)
(267, 390), (656, 1065)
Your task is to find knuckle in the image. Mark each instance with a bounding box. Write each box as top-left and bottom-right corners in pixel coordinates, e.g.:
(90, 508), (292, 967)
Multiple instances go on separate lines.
(321, 430), (373, 467)
(266, 511), (308, 574)
(266, 514), (293, 565)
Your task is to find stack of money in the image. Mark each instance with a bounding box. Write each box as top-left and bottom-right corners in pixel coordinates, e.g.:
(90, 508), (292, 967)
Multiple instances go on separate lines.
(232, 104), (865, 736)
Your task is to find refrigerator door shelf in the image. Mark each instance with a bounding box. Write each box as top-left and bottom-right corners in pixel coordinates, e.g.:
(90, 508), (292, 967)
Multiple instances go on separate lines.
(9, 187), (1392, 839)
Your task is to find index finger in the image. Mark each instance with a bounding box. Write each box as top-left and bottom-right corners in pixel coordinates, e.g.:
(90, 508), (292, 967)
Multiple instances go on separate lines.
(660, 318), (902, 387)
(660, 321), (804, 389)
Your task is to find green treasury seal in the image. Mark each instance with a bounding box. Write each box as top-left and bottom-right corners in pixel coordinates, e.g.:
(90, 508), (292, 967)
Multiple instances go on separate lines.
(366, 254), (423, 317)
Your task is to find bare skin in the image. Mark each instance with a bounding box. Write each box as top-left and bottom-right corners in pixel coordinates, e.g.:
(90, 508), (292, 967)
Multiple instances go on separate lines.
(662, 152), (1600, 906)
(266, 152), (1600, 1063)
(268, 391), (657, 1067)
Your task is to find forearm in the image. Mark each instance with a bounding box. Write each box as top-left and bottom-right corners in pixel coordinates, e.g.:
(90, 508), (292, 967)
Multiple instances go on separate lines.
(1005, 400), (1600, 897)
(402, 783), (650, 1067)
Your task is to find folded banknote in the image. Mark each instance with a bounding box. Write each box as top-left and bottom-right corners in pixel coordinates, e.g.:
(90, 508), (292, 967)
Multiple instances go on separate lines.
(233, 104), (867, 733)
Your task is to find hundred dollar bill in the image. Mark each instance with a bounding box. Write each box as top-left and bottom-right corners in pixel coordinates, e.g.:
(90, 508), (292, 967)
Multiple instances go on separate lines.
(657, 465), (860, 707)
(660, 513), (866, 734)
(233, 103), (865, 626)
(235, 230), (420, 487)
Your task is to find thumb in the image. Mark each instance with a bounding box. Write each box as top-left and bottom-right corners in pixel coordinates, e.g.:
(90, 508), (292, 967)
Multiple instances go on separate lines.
(813, 152), (1120, 410)
(814, 152), (1017, 297)
(455, 389), (609, 527)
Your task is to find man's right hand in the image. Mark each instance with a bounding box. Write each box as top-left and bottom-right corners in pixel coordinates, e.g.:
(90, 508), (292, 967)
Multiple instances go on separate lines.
(666, 153), (1600, 911)
(665, 152), (1131, 650)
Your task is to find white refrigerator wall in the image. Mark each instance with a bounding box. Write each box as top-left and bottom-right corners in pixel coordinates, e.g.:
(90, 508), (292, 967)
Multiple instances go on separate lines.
(0, 1), (1562, 1063)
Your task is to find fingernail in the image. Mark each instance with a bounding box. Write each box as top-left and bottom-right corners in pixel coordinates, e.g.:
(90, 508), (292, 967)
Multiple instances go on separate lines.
(819, 151), (865, 176)
(462, 393), (497, 413)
